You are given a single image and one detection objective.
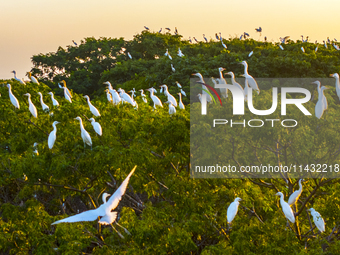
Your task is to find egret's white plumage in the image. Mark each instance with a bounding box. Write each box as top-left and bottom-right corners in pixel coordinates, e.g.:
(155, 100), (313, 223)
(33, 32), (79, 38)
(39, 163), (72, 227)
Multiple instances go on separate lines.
(52, 166), (136, 225)
(240, 61), (260, 95)
(62, 87), (72, 103)
(23, 93), (38, 118)
(180, 89), (186, 97)
(139, 89), (148, 103)
(216, 67), (228, 98)
(227, 197), (242, 224)
(276, 192), (295, 223)
(48, 92), (59, 107)
(118, 88), (136, 107)
(104, 82), (121, 105)
(83, 95), (101, 117)
(171, 64), (175, 72)
(89, 118), (102, 136)
(177, 48), (184, 57)
(27, 72), (39, 85)
(37, 92), (50, 112)
(7, 84), (20, 109)
(74, 116), (92, 148)
(175, 81), (182, 88)
(313, 83), (328, 119)
(165, 101), (176, 115)
(105, 89), (113, 103)
(308, 208), (325, 233)
(11, 71), (26, 85)
(48, 121), (60, 149)
(287, 179), (304, 206)
(146, 88), (163, 109)
(330, 73), (340, 100)
(225, 71), (245, 96)
(178, 93), (185, 110)
(160, 85), (177, 107)
(192, 73), (212, 102)
(60, 80), (72, 98)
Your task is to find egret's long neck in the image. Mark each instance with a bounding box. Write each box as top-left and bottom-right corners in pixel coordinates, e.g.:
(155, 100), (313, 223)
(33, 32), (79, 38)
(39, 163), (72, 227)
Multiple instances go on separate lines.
(219, 70), (224, 80)
(243, 64), (248, 74)
(298, 180), (303, 192)
(230, 73), (236, 83)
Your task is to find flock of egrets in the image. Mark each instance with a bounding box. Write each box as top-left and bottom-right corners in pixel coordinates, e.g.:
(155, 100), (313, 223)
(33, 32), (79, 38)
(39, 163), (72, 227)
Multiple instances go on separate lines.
(227, 179), (325, 234)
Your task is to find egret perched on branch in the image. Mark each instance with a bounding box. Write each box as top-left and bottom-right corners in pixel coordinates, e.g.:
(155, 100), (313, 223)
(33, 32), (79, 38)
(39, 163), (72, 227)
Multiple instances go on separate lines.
(48, 121), (60, 149)
(83, 95), (101, 117)
(127, 52), (132, 59)
(52, 166), (136, 226)
(225, 71), (244, 96)
(27, 72), (39, 85)
(160, 84), (177, 107)
(227, 197), (242, 224)
(11, 71), (26, 85)
(176, 81), (182, 88)
(330, 73), (340, 100)
(180, 89), (186, 97)
(7, 84), (20, 109)
(215, 67), (228, 98)
(105, 89), (113, 103)
(23, 93), (38, 118)
(146, 88), (163, 109)
(118, 88), (136, 107)
(177, 48), (184, 57)
(74, 116), (92, 150)
(164, 101), (176, 115)
(104, 81), (122, 105)
(192, 73), (212, 102)
(171, 64), (175, 72)
(60, 80), (72, 98)
(287, 179), (304, 206)
(275, 192), (295, 223)
(37, 92), (49, 112)
(222, 41), (227, 49)
(313, 82), (328, 119)
(48, 92), (59, 107)
(164, 49), (172, 60)
(178, 93), (185, 110)
(279, 44), (284, 50)
(308, 208), (325, 233)
(240, 61), (260, 95)
(89, 118), (102, 136)
(139, 89), (147, 103)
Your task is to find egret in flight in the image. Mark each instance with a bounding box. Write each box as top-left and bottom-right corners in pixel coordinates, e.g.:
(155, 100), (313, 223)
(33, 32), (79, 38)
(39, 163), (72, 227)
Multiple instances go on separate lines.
(52, 166), (136, 226)
(83, 95), (101, 117)
(308, 208), (325, 233)
(74, 116), (92, 150)
(48, 121), (60, 149)
(275, 192), (295, 223)
(23, 93), (38, 118)
(7, 84), (20, 109)
(11, 71), (26, 85)
(37, 92), (50, 112)
(89, 118), (102, 136)
(27, 72), (39, 85)
(287, 179), (304, 206)
(227, 197), (242, 224)
(48, 92), (59, 107)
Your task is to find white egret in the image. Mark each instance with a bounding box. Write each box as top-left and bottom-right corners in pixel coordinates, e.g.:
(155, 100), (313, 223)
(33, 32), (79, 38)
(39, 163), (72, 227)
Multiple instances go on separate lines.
(192, 73), (212, 102)
(48, 121), (60, 149)
(27, 72), (39, 85)
(74, 116), (92, 150)
(314, 85), (328, 119)
(104, 82), (121, 105)
(160, 85), (177, 107)
(239, 74), (249, 101)
(222, 41), (227, 49)
(279, 44), (284, 50)
(127, 52), (132, 59)
(47, 92), (59, 107)
(176, 81), (182, 88)
(178, 93), (185, 110)
(323, 40), (327, 48)
(11, 71), (26, 85)
(313, 81), (328, 110)
(83, 95), (101, 117)
(23, 93), (38, 118)
(240, 61), (260, 95)
(62, 87), (72, 103)
(89, 118), (102, 136)
(105, 89), (113, 103)
(146, 88), (163, 109)
(308, 208), (325, 233)
(33, 142), (39, 156)
(315, 46), (318, 52)
(227, 197), (242, 224)
(60, 80), (72, 98)
(287, 179), (304, 206)
(37, 92), (50, 112)
(180, 89), (186, 97)
(177, 48), (184, 57)
(248, 51), (254, 57)
(164, 49), (172, 60)
(139, 89), (148, 103)
(52, 166), (136, 226)
(164, 101), (176, 115)
(225, 71), (245, 96)
(330, 73), (340, 100)
(216, 67), (228, 98)
(7, 84), (20, 109)
(275, 192), (295, 223)
(171, 64), (175, 72)
(117, 88), (136, 107)
(301, 46), (305, 53)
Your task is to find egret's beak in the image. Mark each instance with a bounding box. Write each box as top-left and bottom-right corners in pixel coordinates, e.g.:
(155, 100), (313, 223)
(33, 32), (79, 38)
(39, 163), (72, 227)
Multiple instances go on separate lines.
(330, 74), (334, 77)
(240, 74), (245, 77)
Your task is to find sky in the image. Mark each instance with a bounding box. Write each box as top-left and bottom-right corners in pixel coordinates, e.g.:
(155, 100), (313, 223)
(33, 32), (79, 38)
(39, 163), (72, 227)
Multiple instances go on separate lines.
(0, 0), (339, 80)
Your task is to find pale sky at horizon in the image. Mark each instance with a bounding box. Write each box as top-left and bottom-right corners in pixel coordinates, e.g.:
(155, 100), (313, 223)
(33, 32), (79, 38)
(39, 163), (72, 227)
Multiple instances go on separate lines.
(1, 0), (339, 80)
